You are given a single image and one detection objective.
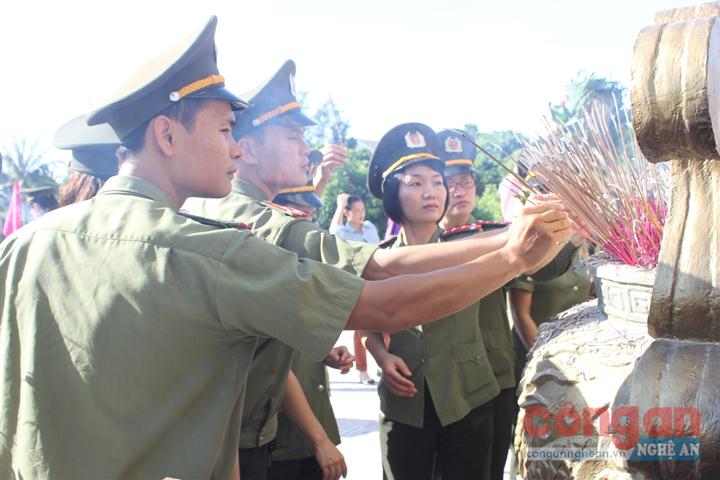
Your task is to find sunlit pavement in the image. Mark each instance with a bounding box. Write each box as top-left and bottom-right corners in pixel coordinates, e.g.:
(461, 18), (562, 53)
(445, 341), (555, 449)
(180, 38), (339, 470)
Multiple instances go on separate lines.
(330, 330), (513, 479)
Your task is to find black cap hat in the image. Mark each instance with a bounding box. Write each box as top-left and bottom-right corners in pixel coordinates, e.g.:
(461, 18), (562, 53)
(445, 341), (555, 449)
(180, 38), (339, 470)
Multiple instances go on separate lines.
(87, 16), (247, 140)
(437, 129), (478, 177)
(234, 60), (315, 138)
(274, 149), (324, 208)
(21, 185), (57, 203)
(367, 123), (443, 199)
(273, 185), (324, 209)
(54, 114), (121, 178)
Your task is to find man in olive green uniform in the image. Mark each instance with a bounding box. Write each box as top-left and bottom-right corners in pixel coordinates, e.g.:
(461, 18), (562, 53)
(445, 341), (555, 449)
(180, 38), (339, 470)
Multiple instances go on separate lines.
(509, 248), (592, 381)
(268, 180), (348, 480)
(0, 19), (574, 480)
(437, 129), (518, 480)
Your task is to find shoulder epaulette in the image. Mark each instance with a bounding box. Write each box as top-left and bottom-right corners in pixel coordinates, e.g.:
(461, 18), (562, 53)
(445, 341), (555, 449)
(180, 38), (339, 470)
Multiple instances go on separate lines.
(378, 236), (398, 249)
(441, 220), (508, 239)
(178, 210), (252, 230)
(261, 200), (309, 218)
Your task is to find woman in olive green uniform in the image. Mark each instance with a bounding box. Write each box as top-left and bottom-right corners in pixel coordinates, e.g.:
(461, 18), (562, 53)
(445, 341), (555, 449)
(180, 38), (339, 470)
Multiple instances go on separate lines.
(365, 123), (499, 480)
(437, 129), (515, 480)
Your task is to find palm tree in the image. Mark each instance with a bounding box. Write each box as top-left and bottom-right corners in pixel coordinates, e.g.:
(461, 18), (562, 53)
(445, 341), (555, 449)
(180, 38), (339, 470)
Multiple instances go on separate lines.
(0, 137), (60, 188)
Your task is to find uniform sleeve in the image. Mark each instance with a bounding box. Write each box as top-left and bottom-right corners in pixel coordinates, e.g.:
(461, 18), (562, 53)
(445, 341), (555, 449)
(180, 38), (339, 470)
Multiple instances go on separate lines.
(510, 275), (536, 293)
(328, 224), (340, 235)
(529, 243), (579, 282)
(215, 233), (365, 361)
(279, 220), (378, 277)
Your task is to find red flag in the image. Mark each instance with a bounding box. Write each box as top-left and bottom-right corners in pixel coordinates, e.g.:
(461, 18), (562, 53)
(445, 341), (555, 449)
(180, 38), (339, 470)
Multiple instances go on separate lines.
(3, 180), (23, 237)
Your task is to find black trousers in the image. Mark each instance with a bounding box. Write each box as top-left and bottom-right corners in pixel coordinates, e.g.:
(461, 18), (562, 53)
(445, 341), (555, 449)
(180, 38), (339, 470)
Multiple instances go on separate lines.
(267, 456), (323, 480)
(239, 444), (271, 480)
(489, 387), (517, 480)
(380, 386), (494, 480)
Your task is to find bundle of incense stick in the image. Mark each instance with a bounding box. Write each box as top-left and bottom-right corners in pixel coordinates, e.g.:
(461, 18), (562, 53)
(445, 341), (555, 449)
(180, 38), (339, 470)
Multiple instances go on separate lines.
(519, 104), (668, 268)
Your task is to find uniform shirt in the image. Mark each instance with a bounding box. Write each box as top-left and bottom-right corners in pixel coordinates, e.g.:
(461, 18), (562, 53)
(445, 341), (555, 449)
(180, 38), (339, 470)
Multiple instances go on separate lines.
(377, 229), (500, 428)
(271, 352), (341, 461)
(330, 221), (380, 244)
(184, 179), (377, 449)
(0, 176), (364, 480)
(441, 217), (516, 390)
(510, 249), (591, 328)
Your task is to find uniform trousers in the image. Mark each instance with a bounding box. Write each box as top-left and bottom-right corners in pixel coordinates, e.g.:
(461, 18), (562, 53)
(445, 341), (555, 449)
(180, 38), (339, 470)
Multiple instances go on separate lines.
(239, 444), (271, 480)
(380, 386), (493, 480)
(489, 387), (517, 480)
(267, 456), (323, 480)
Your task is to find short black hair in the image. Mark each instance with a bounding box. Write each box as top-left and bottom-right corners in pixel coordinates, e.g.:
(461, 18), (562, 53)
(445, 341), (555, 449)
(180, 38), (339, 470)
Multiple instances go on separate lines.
(345, 195), (363, 210)
(120, 98), (211, 155)
(381, 160), (449, 224)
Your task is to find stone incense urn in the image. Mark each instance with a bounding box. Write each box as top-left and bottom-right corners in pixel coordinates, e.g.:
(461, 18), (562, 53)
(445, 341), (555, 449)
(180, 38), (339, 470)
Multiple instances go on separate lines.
(514, 3), (720, 479)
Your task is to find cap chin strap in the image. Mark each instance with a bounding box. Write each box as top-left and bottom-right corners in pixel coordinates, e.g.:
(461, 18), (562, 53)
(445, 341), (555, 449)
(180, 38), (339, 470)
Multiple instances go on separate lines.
(251, 101), (301, 127)
(169, 74), (226, 101)
(445, 159), (474, 167)
(381, 153), (440, 179)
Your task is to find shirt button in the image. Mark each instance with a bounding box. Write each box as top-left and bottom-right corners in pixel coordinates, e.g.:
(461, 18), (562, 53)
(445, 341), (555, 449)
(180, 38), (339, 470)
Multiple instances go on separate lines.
(317, 384), (325, 392)
(573, 285), (579, 291)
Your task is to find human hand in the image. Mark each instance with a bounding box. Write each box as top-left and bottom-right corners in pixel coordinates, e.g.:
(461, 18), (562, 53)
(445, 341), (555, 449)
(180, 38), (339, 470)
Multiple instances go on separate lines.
(336, 192), (351, 209)
(503, 195), (572, 273)
(313, 437), (347, 480)
(315, 144), (348, 187)
(324, 346), (354, 374)
(379, 354), (417, 397)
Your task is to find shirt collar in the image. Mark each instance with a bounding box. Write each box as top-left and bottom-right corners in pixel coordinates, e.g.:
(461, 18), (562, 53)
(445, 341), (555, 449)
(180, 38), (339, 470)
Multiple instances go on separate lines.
(232, 178), (272, 201)
(395, 226), (440, 247)
(98, 175), (176, 208)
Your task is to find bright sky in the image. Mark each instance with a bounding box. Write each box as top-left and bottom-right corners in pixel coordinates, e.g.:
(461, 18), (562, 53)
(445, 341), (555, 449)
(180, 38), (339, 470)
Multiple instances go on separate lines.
(0, 0), (703, 165)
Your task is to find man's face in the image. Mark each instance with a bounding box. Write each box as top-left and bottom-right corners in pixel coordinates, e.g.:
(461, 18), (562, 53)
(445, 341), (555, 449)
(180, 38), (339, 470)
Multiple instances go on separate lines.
(251, 124), (311, 191)
(346, 200), (366, 225)
(445, 173), (476, 220)
(172, 99), (240, 198)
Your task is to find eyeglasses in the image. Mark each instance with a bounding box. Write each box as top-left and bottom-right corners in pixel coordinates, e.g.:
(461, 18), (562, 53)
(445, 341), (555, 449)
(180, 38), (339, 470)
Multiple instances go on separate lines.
(447, 178), (477, 191)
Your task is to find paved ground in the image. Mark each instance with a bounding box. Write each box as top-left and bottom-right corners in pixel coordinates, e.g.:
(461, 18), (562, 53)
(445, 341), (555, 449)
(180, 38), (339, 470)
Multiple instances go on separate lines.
(329, 330), (513, 479)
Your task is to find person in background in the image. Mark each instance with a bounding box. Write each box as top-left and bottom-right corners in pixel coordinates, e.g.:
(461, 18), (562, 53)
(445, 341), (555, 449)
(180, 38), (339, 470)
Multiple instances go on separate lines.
(509, 249), (592, 379)
(54, 114), (121, 205)
(330, 193), (380, 384)
(437, 129), (515, 480)
(329, 193), (380, 244)
(270, 160), (355, 480)
(21, 186), (59, 219)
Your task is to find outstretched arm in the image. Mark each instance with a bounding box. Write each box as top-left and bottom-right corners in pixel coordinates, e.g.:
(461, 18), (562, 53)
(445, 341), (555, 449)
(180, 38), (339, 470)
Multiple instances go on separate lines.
(347, 200), (573, 333)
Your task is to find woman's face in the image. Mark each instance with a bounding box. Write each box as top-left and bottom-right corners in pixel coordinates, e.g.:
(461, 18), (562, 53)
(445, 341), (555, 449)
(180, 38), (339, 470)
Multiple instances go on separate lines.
(395, 164), (447, 226)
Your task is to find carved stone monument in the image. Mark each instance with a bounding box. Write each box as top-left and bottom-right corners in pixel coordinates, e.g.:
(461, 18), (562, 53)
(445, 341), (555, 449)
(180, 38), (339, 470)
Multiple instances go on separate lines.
(514, 3), (720, 478)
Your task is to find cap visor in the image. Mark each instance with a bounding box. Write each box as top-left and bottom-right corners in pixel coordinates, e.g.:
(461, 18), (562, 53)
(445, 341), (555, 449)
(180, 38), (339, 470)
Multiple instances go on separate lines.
(269, 109), (316, 128)
(444, 165), (477, 177)
(186, 85), (249, 110)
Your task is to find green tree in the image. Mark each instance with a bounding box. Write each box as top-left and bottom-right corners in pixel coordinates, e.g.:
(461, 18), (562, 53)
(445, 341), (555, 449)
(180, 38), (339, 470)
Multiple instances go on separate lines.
(548, 72), (627, 127)
(306, 99), (354, 149)
(473, 184), (502, 222)
(461, 124), (526, 221)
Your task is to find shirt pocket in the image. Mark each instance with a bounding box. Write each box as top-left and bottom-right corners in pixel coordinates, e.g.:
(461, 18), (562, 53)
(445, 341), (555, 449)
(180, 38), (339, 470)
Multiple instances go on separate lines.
(452, 341), (494, 397)
(485, 345), (513, 376)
